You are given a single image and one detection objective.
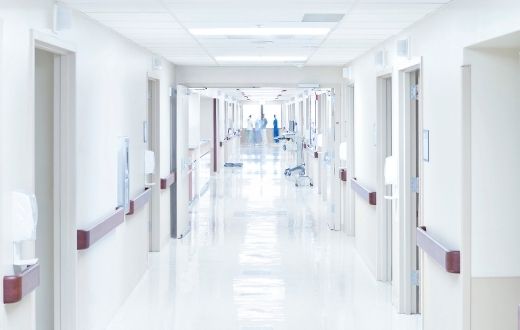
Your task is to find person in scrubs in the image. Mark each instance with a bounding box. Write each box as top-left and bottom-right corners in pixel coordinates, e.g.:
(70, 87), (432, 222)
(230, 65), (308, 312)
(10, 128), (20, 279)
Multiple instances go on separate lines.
(246, 115), (254, 145)
(254, 117), (262, 145)
(273, 115), (279, 143)
(260, 114), (268, 144)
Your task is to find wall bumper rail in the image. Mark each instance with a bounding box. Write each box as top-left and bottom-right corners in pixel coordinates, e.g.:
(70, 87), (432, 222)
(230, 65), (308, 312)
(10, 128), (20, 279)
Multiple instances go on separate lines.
(160, 172), (176, 189)
(351, 178), (377, 205)
(77, 207), (125, 250)
(127, 188), (152, 215)
(339, 168), (348, 182)
(416, 226), (460, 274)
(3, 263), (40, 304)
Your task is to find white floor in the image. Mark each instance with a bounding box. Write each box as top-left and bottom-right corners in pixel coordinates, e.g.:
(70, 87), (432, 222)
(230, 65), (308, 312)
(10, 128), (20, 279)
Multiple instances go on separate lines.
(108, 145), (421, 330)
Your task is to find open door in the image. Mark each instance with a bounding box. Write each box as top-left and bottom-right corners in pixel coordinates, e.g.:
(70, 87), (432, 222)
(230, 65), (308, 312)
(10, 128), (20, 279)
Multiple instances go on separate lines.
(35, 47), (57, 330)
(377, 75), (393, 282)
(398, 63), (423, 314)
(147, 78), (161, 251)
(170, 86), (178, 238)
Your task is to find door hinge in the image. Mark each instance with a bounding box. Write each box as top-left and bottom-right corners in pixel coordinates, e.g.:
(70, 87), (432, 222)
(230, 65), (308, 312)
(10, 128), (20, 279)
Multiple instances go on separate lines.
(411, 270), (420, 286)
(411, 177), (420, 193)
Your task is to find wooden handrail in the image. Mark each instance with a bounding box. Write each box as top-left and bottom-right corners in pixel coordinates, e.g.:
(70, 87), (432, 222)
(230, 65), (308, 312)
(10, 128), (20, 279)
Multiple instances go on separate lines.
(77, 207), (125, 250)
(160, 172), (176, 189)
(416, 226), (460, 274)
(3, 263), (40, 304)
(339, 168), (348, 182)
(351, 178), (377, 205)
(127, 188), (152, 215)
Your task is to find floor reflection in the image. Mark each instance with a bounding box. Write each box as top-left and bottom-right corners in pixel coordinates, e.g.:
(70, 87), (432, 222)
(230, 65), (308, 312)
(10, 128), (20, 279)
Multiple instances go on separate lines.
(108, 145), (421, 330)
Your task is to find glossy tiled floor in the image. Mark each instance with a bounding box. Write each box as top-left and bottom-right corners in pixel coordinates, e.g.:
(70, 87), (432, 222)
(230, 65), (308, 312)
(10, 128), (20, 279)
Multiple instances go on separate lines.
(108, 145), (421, 330)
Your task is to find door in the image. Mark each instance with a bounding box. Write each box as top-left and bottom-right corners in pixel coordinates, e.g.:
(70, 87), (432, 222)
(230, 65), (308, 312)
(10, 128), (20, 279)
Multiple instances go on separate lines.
(35, 48), (56, 330)
(347, 84), (356, 236)
(398, 65), (423, 314)
(409, 70), (421, 313)
(377, 76), (393, 282)
(147, 79), (160, 251)
(170, 87), (178, 238)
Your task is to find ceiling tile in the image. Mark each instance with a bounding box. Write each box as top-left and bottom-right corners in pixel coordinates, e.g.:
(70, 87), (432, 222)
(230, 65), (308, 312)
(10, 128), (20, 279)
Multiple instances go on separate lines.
(64, 0), (452, 67)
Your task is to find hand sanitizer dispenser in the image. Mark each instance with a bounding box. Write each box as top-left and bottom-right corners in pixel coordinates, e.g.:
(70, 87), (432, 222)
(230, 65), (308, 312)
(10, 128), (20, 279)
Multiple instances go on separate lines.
(144, 150), (155, 187)
(384, 155), (398, 200)
(11, 192), (39, 272)
(118, 137), (130, 213)
(339, 142), (347, 161)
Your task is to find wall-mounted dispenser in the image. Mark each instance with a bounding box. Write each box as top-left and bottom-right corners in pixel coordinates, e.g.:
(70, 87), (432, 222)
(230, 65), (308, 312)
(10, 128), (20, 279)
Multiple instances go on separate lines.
(145, 150), (156, 187)
(118, 137), (130, 213)
(384, 155), (398, 200)
(339, 142), (347, 161)
(11, 192), (39, 273)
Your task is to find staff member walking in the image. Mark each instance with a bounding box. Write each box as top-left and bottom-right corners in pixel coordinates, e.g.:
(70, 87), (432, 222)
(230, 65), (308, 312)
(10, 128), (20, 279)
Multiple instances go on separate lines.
(273, 115), (279, 143)
(260, 114), (268, 145)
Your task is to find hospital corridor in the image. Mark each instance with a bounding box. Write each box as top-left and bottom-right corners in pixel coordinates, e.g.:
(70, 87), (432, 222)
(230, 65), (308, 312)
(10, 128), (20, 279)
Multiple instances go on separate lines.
(1, 1), (520, 330)
(107, 145), (420, 330)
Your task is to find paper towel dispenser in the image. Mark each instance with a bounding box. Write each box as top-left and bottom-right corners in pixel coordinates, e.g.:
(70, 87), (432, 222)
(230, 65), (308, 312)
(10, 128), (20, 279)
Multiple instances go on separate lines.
(11, 192), (39, 272)
(145, 149), (155, 187)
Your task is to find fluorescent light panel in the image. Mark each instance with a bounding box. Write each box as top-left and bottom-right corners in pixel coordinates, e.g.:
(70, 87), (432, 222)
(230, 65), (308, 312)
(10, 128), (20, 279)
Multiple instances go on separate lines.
(190, 28), (330, 36)
(216, 56), (307, 62)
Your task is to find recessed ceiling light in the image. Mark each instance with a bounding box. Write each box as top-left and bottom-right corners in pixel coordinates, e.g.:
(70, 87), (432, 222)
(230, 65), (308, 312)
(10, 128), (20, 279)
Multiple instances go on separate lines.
(215, 56), (307, 62)
(302, 13), (345, 23)
(189, 28), (330, 36)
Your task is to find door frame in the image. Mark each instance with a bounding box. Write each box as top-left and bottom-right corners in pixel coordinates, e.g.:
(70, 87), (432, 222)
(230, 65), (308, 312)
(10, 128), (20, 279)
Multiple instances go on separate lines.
(345, 82), (356, 236)
(376, 70), (393, 282)
(397, 57), (423, 314)
(147, 72), (161, 252)
(212, 98), (218, 173)
(461, 64), (472, 330)
(169, 86), (178, 238)
(31, 30), (77, 330)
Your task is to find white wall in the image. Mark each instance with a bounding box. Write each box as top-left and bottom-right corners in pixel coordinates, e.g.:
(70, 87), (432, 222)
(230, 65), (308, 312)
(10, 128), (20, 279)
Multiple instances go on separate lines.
(351, 53), (379, 275)
(465, 46), (520, 330)
(200, 96), (213, 142)
(188, 93), (201, 147)
(1, 3), (56, 329)
(347, 0), (520, 329)
(175, 85), (190, 238)
(466, 48), (520, 277)
(176, 66), (342, 87)
(0, 2), (175, 329)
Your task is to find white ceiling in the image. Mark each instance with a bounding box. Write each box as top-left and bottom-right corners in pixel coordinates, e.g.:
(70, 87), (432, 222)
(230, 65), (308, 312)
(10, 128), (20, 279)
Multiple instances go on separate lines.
(62, 0), (451, 66)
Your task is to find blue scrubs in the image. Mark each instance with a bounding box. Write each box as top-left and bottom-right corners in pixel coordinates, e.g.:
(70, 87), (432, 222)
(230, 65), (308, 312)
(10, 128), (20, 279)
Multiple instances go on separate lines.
(273, 118), (279, 143)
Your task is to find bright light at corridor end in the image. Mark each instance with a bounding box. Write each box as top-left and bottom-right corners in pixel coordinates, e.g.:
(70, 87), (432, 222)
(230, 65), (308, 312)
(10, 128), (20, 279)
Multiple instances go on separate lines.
(215, 56), (307, 63)
(189, 28), (330, 36)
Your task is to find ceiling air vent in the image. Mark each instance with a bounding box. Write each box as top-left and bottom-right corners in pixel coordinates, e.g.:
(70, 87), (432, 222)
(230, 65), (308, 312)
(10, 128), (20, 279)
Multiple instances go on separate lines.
(374, 50), (386, 68)
(396, 38), (411, 58)
(343, 67), (352, 80)
(226, 35), (254, 40)
(302, 13), (345, 23)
